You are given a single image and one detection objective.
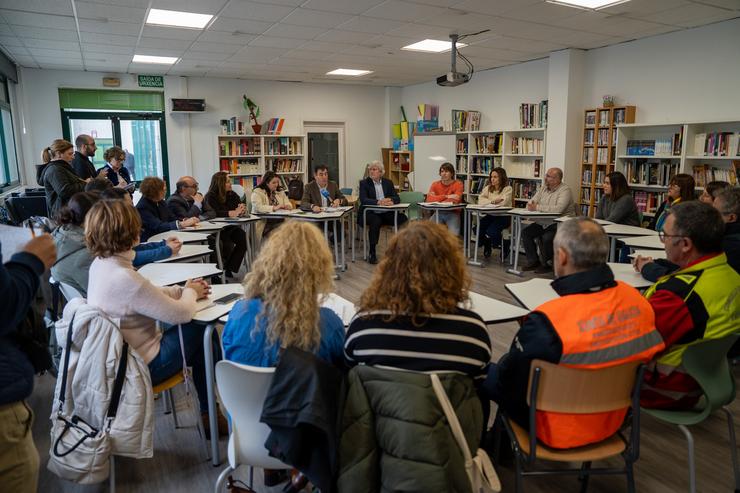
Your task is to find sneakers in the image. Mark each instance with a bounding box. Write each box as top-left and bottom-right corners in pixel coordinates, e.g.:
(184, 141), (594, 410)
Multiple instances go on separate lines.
(201, 407), (229, 437)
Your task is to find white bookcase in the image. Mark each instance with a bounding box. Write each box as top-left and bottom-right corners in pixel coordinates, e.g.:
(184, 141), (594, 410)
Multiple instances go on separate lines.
(615, 120), (740, 217)
(217, 133), (307, 194)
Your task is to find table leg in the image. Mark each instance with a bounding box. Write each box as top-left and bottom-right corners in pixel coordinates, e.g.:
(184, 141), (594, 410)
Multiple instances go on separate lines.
(463, 209), (469, 258)
(203, 323), (220, 466)
(469, 212), (484, 267)
(609, 236), (617, 263)
(339, 217), (346, 271)
(363, 209), (368, 261)
(213, 230), (225, 282)
(507, 216), (524, 277)
(332, 219), (341, 276)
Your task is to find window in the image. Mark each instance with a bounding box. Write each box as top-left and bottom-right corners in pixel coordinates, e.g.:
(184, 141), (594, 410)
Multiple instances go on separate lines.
(0, 78), (20, 191)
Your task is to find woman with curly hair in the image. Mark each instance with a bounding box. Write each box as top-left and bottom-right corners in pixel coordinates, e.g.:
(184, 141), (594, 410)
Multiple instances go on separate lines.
(221, 221), (345, 367)
(344, 221), (491, 377)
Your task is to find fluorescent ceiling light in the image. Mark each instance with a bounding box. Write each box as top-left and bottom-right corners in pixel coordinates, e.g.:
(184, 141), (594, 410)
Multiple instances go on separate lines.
(326, 68), (373, 76)
(146, 8), (213, 29)
(545, 0), (630, 10)
(132, 54), (178, 64)
(401, 39), (468, 53)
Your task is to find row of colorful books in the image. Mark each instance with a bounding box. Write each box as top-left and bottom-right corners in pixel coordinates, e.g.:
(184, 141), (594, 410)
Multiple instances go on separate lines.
(219, 159), (259, 175)
(623, 160), (679, 186)
(692, 132), (740, 157)
(626, 137), (680, 156)
(452, 110), (481, 132)
(510, 137), (543, 155)
(265, 137), (302, 155)
(519, 101), (547, 129)
(269, 158), (302, 173)
(692, 162), (739, 187)
(218, 139), (260, 156)
(473, 134), (502, 154)
(633, 190), (667, 214)
(470, 156), (502, 175)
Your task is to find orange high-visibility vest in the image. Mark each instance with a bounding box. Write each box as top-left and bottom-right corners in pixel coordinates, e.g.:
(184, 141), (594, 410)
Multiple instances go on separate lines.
(533, 281), (664, 449)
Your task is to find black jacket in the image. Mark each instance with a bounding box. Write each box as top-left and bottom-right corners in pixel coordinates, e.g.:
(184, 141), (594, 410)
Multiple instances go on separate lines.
(97, 164), (131, 187)
(0, 245), (44, 405)
(39, 160), (86, 218)
(357, 177), (399, 225)
(71, 151), (97, 180)
(136, 196), (178, 241)
(482, 264), (617, 428)
(203, 191), (242, 218)
(261, 347), (346, 493)
(166, 193), (201, 220)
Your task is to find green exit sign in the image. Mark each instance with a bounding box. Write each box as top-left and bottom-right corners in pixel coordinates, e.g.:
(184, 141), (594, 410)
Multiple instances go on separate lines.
(138, 75), (164, 88)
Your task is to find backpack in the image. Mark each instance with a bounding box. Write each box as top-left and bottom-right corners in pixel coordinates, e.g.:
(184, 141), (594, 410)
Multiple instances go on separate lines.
(287, 178), (304, 201)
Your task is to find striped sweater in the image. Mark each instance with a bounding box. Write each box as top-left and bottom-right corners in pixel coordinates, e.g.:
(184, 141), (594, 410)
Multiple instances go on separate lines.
(344, 307), (492, 378)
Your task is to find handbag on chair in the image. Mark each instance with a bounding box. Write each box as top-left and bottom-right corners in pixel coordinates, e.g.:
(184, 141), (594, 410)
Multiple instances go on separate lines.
(430, 373), (501, 493)
(47, 313), (129, 484)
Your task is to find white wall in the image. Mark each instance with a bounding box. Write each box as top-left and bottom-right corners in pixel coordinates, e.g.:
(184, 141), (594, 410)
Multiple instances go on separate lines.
(16, 68), (386, 191)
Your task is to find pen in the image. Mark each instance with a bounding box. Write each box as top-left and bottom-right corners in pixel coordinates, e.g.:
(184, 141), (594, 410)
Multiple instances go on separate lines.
(27, 222), (36, 238)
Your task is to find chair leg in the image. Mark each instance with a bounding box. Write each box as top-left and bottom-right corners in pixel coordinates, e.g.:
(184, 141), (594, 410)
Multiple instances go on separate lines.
(578, 461), (591, 493)
(625, 459), (636, 493)
(721, 407), (740, 492)
(248, 466), (254, 489)
(214, 465), (234, 493)
(678, 424), (697, 493)
(514, 456), (524, 493)
(195, 405), (211, 462)
(168, 389), (180, 428)
(109, 455), (115, 493)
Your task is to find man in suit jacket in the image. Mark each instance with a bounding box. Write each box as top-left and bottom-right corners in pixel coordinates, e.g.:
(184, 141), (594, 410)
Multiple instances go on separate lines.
(301, 165), (348, 212)
(359, 160), (408, 264)
(71, 134), (98, 180)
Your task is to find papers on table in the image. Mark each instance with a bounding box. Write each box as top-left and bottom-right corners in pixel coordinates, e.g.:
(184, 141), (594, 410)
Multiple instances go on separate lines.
(423, 201), (459, 207)
(628, 249), (667, 260)
(322, 293), (357, 326)
(0, 224), (33, 256)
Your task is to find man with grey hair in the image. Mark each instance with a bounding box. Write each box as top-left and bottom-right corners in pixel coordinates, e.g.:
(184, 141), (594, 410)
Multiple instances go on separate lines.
(483, 217), (663, 448)
(521, 167), (576, 273)
(358, 160), (407, 264)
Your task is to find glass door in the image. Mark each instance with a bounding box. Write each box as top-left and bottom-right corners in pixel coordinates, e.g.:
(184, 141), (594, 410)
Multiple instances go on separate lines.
(305, 123), (345, 187)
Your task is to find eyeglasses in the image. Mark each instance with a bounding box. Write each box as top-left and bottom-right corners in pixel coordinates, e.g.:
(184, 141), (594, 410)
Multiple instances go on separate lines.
(658, 230), (685, 242)
(185, 183), (199, 189)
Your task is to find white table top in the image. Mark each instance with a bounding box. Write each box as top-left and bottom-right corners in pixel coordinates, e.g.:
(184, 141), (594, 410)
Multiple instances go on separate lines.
(603, 224), (658, 237)
(138, 263), (222, 287)
(183, 221), (229, 232)
(466, 204), (513, 213)
(155, 244), (212, 263)
(218, 292), (358, 326)
(629, 249), (668, 260)
(147, 230), (210, 243)
(555, 216), (613, 226)
(509, 208), (563, 218)
(467, 291), (529, 324)
(419, 202), (466, 210)
(364, 203), (410, 210)
(254, 206), (352, 219)
(210, 215), (261, 224)
(193, 284), (244, 323)
(505, 263), (654, 310)
(621, 235), (664, 250)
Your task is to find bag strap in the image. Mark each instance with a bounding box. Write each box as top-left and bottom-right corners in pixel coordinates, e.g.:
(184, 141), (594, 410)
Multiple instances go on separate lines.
(430, 373), (473, 463)
(51, 244), (87, 267)
(56, 312), (77, 414)
(105, 342), (129, 421)
(176, 324), (193, 393)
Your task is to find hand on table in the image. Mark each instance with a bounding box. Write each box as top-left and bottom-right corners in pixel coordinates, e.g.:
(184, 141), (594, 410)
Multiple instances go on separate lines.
(331, 199), (341, 208)
(312, 205), (322, 213)
(446, 194), (460, 201)
(526, 201), (538, 211)
(165, 237), (182, 255)
(632, 255), (653, 273)
(181, 217), (199, 228)
(185, 278), (211, 300)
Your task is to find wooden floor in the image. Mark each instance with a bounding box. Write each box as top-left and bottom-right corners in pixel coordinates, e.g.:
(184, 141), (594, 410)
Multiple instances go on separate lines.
(31, 243), (739, 492)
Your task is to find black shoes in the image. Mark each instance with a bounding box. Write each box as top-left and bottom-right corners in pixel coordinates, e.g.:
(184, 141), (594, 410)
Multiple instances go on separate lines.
(368, 253), (378, 264)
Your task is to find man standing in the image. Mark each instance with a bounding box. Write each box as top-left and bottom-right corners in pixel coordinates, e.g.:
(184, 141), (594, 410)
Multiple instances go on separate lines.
(167, 176), (205, 220)
(71, 134), (98, 180)
(0, 234), (57, 492)
(301, 165), (348, 212)
(521, 167), (575, 273)
(483, 218), (663, 449)
(358, 161), (407, 265)
(641, 201), (739, 409)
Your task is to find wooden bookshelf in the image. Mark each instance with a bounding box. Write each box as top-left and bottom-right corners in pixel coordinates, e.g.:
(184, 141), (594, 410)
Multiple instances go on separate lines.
(389, 150), (414, 191)
(579, 105), (635, 217)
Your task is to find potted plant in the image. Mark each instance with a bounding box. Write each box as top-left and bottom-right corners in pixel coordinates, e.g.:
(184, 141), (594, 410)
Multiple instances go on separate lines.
(242, 95), (261, 134)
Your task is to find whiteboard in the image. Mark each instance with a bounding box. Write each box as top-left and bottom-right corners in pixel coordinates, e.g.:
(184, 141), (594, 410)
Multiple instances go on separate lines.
(412, 134), (456, 194)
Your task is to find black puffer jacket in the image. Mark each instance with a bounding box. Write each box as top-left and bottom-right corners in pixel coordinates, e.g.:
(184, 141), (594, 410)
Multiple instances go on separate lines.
(39, 159), (86, 218)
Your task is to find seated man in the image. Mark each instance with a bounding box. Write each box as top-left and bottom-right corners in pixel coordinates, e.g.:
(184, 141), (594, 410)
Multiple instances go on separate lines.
(300, 165), (347, 212)
(521, 167), (575, 273)
(166, 176), (205, 220)
(136, 176), (198, 241)
(641, 201), (740, 409)
(483, 217), (664, 449)
(635, 187), (740, 279)
(358, 160), (407, 265)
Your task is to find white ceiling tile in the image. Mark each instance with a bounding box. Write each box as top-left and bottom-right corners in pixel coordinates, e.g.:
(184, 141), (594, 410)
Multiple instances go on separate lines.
(128, 62), (172, 72)
(417, 10), (501, 30)
(335, 15), (406, 33)
(558, 31), (624, 49)
(598, 0), (690, 16)
(384, 22), (456, 39)
(363, 0), (448, 21)
(80, 32), (138, 46)
(249, 0), (304, 6)
(189, 41), (243, 53)
(301, 0), (385, 15)
(84, 44), (136, 55)
(150, 0), (229, 14)
(642, 3), (737, 26)
(21, 38), (81, 51)
(281, 8), (354, 28)
(78, 20), (142, 35)
(4, 46), (31, 56)
(82, 0), (150, 7)
(458, 45), (527, 61)
(262, 23), (326, 39)
(0, 0), (73, 16)
(502, 2), (584, 23)
(249, 35), (305, 48)
(198, 30), (257, 44)
(9, 56), (38, 67)
(697, 0), (740, 9)
(167, 69), (208, 76)
(0, 10), (76, 29)
(132, 47), (186, 57)
(453, 0), (540, 16)
(139, 37), (195, 50)
(0, 35), (24, 48)
(314, 29), (378, 43)
(220, 1), (296, 21)
(14, 26), (79, 42)
(297, 40), (346, 52)
(142, 26), (204, 41)
(84, 54), (127, 64)
(404, 0), (468, 5)
(476, 35), (566, 54)
(208, 17), (274, 34)
(281, 48), (335, 59)
(184, 50), (233, 60)
(173, 59), (222, 68)
(229, 46), (288, 60)
(75, 1), (146, 23)
(29, 48), (82, 60)
(37, 62), (85, 70)
(83, 64), (129, 73)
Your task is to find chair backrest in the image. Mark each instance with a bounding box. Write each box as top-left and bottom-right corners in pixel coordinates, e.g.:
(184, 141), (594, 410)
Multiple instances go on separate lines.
(527, 359), (641, 414)
(340, 187), (353, 196)
(399, 191), (426, 220)
(682, 334), (739, 410)
(215, 360), (288, 469)
(59, 282), (84, 302)
(231, 184), (245, 199)
(5, 195), (48, 225)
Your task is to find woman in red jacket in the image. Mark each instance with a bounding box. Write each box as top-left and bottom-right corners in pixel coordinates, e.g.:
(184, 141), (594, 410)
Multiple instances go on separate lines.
(426, 162), (464, 235)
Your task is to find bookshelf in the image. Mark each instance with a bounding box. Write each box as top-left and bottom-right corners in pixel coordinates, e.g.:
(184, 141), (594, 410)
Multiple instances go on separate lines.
(389, 151), (413, 191)
(580, 106), (636, 217)
(217, 133), (306, 195)
(615, 120), (740, 218)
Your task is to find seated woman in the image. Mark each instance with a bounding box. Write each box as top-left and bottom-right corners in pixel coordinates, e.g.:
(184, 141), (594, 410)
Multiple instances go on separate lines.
(649, 173), (695, 232)
(250, 171), (294, 238)
(595, 171), (640, 226)
(478, 167), (513, 258)
(85, 199), (223, 430)
(97, 145), (132, 189)
(699, 180), (730, 205)
(222, 221), (344, 367)
(136, 176), (198, 241)
(345, 221), (491, 377)
(425, 162), (464, 235)
(202, 171), (248, 279)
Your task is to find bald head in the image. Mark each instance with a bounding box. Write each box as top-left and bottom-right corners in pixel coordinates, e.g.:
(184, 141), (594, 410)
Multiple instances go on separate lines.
(545, 167), (563, 190)
(175, 176), (198, 197)
(553, 217), (609, 277)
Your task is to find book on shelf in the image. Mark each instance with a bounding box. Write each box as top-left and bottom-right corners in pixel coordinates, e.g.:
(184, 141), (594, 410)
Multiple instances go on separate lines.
(581, 204), (590, 216)
(456, 136), (468, 154)
(693, 162), (739, 186)
(220, 158), (259, 175)
(582, 169), (592, 185)
(507, 159), (541, 179)
(598, 128), (609, 146)
(626, 137), (680, 156)
(263, 118), (285, 135)
(471, 156), (501, 174)
(473, 134), (502, 154)
(470, 177), (488, 194)
(265, 137), (302, 155)
(220, 117), (247, 135)
(512, 180), (539, 201)
(585, 111), (596, 127)
(510, 137), (543, 154)
(632, 190), (666, 214)
(269, 158), (302, 173)
(584, 128), (595, 146)
(598, 111), (609, 126)
(614, 109), (627, 124)
(623, 159), (678, 187)
(452, 110), (481, 132)
(456, 155), (468, 174)
(597, 148), (608, 164)
(583, 147), (594, 163)
(219, 138), (261, 156)
(692, 132), (740, 156)
(519, 100), (548, 128)
(230, 175), (261, 195)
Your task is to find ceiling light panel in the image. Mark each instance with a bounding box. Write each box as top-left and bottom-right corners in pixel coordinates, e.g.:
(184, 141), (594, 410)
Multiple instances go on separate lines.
(326, 68), (373, 76)
(401, 39), (468, 53)
(146, 8), (213, 29)
(132, 54), (179, 64)
(545, 0), (631, 10)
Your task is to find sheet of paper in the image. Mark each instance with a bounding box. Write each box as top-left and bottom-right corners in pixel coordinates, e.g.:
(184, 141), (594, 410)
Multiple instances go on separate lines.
(0, 224), (33, 257)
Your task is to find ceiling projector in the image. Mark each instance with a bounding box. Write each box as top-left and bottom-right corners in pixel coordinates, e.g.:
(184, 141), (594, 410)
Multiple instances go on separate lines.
(437, 34), (470, 87)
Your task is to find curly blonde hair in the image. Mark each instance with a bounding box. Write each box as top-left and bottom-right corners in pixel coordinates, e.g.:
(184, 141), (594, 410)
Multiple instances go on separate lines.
(359, 221), (470, 324)
(243, 221), (335, 351)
